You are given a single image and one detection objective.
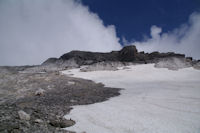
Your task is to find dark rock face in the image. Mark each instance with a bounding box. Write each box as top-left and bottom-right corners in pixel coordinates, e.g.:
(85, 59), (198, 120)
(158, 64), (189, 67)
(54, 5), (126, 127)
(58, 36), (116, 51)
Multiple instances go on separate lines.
(59, 50), (119, 66)
(42, 58), (58, 65)
(148, 52), (185, 60)
(42, 45), (188, 69)
(119, 45), (138, 61)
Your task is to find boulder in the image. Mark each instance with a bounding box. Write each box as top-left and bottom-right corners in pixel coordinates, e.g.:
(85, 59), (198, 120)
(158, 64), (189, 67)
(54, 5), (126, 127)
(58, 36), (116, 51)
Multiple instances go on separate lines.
(35, 88), (45, 96)
(34, 119), (43, 123)
(18, 110), (30, 121)
(50, 118), (75, 128)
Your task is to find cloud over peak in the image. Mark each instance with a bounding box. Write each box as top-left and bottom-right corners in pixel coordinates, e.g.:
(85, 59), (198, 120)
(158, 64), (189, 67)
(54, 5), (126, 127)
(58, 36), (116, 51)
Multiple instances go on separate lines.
(0, 0), (121, 66)
(131, 12), (200, 59)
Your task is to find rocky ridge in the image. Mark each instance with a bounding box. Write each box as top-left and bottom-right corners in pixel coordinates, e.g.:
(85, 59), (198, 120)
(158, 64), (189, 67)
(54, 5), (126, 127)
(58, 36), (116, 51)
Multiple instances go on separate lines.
(43, 45), (185, 66)
(41, 45), (199, 71)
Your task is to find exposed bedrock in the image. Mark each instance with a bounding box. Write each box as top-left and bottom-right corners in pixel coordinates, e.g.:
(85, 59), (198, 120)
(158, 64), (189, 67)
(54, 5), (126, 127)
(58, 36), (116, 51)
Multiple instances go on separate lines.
(41, 45), (198, 71)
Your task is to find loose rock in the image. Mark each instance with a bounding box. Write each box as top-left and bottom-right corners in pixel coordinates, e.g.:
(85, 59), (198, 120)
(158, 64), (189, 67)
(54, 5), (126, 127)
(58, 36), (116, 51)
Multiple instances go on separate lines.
(18, 110), (30, 121)
(67, 81), (75, 85)
(35, 88), (45, 96)
(34, 119), (43, 123)
(50, 118), (75, 128)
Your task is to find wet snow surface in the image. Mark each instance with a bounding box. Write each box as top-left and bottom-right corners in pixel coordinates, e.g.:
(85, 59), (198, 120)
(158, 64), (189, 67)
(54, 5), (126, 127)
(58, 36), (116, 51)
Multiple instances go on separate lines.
(62, 64), (200, 133)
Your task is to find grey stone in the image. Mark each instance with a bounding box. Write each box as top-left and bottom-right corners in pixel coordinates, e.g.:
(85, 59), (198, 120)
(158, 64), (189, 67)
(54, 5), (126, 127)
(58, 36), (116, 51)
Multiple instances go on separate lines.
(50, 118), (75, 128)
(18, 110), (30, 121)
(35, 88), (45, 96)
(34, 119), (43, 123)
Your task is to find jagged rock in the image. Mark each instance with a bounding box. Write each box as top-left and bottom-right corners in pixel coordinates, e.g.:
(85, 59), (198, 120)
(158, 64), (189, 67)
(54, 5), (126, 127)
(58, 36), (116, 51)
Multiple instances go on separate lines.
(42, 45), (188, 69)
(18, 110), (30, 121)
(149, 51), (185, 60)
(59, 50), (119, 65)
(137, 51), (149, 62)
(39, 45), (200, 71)
(119, 45), (138, 61)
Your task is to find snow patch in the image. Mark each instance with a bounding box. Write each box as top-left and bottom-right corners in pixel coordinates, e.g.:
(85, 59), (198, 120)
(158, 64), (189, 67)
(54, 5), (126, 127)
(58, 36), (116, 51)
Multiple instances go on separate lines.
(62, 64), (200, 133)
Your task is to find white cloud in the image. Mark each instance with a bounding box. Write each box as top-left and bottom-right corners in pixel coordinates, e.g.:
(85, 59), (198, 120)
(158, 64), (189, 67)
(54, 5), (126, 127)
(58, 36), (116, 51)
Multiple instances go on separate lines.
(150, 25), (162, 39)
(0, 0), (121, 66)
(131, 12), (200, 59)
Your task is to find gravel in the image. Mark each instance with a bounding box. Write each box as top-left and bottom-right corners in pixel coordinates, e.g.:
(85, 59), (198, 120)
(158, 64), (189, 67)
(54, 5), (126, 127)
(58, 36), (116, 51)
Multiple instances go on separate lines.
(0, 66), (120, 133)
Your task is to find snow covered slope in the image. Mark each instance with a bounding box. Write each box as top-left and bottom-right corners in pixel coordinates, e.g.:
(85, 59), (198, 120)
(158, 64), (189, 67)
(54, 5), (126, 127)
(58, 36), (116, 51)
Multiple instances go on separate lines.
(62, 64), (200, 133)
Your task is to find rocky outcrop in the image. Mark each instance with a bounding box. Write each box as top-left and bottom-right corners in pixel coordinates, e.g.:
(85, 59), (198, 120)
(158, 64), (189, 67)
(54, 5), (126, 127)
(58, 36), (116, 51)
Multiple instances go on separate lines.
(119, 45), (138, 61)
(147, 51), (185, 61)
(59, 50), (119, 65)
(42, 45), (188, 71)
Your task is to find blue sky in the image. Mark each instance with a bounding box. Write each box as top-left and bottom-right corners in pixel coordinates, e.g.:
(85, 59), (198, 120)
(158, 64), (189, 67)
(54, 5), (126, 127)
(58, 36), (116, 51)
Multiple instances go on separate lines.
(81, 0), (200, 44)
